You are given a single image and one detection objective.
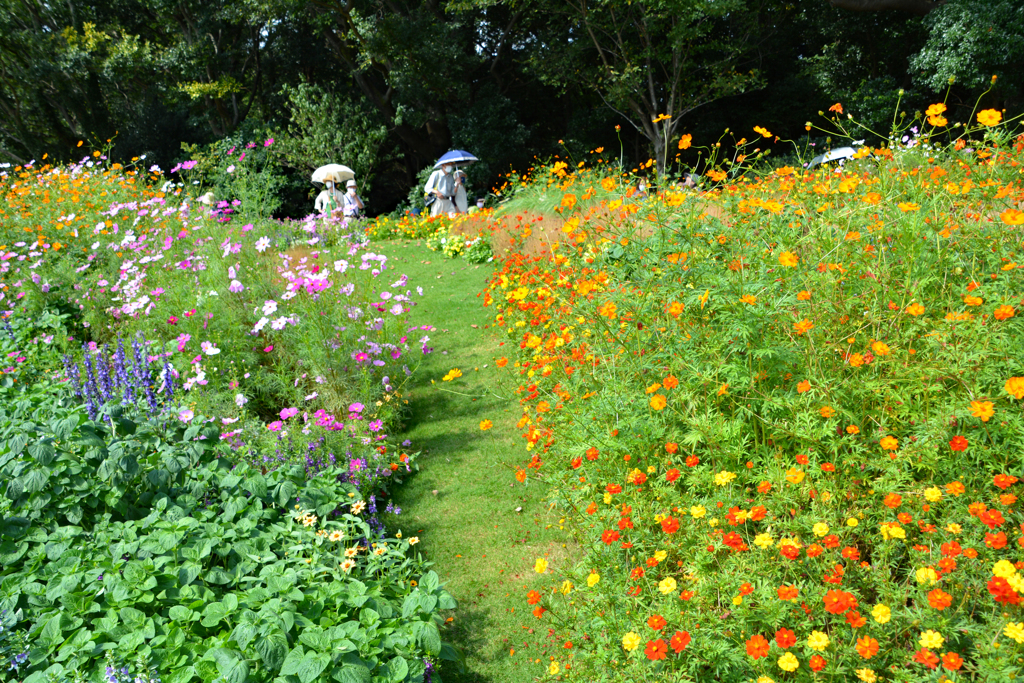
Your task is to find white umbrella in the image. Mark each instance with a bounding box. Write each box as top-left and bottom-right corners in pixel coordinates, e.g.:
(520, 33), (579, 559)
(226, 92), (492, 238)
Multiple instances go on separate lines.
(311, 164), (355, 184)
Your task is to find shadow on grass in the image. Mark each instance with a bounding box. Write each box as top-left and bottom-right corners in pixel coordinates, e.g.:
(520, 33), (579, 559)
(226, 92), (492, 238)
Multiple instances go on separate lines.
(440, 603), (502, 683)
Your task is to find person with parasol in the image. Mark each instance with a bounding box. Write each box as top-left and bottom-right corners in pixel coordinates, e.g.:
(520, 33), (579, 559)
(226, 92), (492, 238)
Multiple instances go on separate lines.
(311, 164), (355, 215)
(424, 150), (478, 216)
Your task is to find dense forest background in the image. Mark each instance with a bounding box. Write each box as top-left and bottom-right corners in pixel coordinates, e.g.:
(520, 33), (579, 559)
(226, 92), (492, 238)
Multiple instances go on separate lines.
(1, 0), (1021, 216)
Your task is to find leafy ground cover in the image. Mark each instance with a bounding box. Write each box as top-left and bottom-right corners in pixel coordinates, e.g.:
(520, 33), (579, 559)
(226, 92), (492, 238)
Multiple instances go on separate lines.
(480, 111), (1024, 682)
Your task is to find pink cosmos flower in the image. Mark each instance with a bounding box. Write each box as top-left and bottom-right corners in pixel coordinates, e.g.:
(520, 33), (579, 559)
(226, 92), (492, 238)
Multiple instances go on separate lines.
(267, 421), (283, 431)
(280, 407), (299, 420)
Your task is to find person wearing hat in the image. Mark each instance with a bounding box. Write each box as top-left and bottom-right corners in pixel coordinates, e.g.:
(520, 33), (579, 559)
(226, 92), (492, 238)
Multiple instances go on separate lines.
(314, 172), (344, 214)
(342, 179), (365, 218)
(424, 164), (457, 216)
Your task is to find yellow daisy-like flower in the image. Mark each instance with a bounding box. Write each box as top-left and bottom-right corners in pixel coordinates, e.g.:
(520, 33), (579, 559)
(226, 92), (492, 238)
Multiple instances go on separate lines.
(919, 630), (945, 650)
(847, 517), (859, 528)
(560, 580), (573, 594)
(659, 577), (678, 594)
(779, 251), (799, 267)
(916, 567), (938, 585)
(924, 486), (942, 502)
(977, 109), (1002, 127)
(690, 505), (707, 519)
(993, 560), (1018, 579)
(534, 557), (548, 574)
(807, 631), (830, 651)
(548, 661), (560, 675)
(714, 470), (737, 486)
(1004, 622), (1024, 644)
(856, 669), (877, 683)
(812, 522), (829, 537)
(587, 572), (600, 587)
(622, 631), (641, 652)
(871, 604), (891, 624)
(777, 652), (799, 672)
(754, 533), (774, 549)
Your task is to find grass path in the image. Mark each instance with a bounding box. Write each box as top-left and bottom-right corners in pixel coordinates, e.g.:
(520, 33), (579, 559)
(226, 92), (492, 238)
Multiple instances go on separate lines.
(377, 240), (567, 683)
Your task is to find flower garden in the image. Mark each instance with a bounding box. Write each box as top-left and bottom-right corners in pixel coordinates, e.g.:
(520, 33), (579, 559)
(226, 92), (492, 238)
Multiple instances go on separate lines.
(484, 110), (1024, 682)
(2, 102), (1024, 683)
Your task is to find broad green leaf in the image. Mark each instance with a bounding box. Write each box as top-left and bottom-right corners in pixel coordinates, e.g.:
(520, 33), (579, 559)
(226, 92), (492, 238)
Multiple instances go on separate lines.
(387, 655), (408, 682)
(297, 652), (330, 683)
(254, 629), (288, 670)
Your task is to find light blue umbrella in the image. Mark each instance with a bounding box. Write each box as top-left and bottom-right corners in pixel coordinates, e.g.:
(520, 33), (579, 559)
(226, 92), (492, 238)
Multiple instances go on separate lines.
(433, 150), (479, 168)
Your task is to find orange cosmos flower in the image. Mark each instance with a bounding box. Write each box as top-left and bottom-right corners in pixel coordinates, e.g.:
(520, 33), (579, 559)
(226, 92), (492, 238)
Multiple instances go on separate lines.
(717, 383), (729, 396)
(1001, 209), (1024, 225)
(665, 442), (678, 454)
(527, 590), (541, 605)
(778, 585), (799, 601)
(644, 638), (668, 660)
(977, 109), (1002, 126)
(663, 375), (679, 389)
(994, 305), (1015, 321)
(561, 193), (577, 208)
(480, 419), (493, 430)
(779, 251), (799, 267)
(963, 295), (983, 306)
(906, 302), (925, 316)
(846, 425), (860, 434)
(970, 400), (994, 422)
(880, 436), (899, 451)
(898, 202), (920, 212)
(823, 590), (857, 614)
(946, 481), (965, 496)
(928, 589), (953, 610)
(941, 652), (963, 671)
(797, 290), (811, 301)
(669, 630), (691, 653)
(797, 380), (811, 393)
(1005, 377), (1024, 400)
(754, 125), (772, 138)
(599, 301), (617, 318)
(809, 654), (827, 672)
(820, 406), (835, 418)
(740, 294), (757, 305)
(650, 394), (667, 410)
(775, 628), (797, 648)
(871, 341), (891, 356)
(993, 474), (1018, 490)
(794, 319), (814, 335)
(647, 614), (667, 630)
(856, 636), (880, 659)
(883, 493), (902, 509)
(746, 635), (770, 659)
(515, 469), (526, 483)
(926, 103), (947, 117)
(949, 435), (968, 452)
(678, 134), (692, 150)
(829, 103), (843, 114)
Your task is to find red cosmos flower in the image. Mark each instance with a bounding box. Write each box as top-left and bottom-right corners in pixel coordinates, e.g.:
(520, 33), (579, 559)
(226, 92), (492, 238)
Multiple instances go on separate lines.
(527, 590), (541, 605)
(986, 531), (1008, 549)
(532, 606), (546, 618)
(644, 638), (668, 661)
(938, 557), (957, 573)
(647, 614), (667, 630)
(820, 462), (836, 472)
(626, 585), (642, 596)
(665, 442), (679, 454)
(822, 534), (840, 549)
(780, 544), (800, 560)
(823, 589), (857, 614)
(856, 636), (879, 659)
(665, 468), (681, 482)
(723, 532), (749, 551)
(661, 516), (680, 534)
(749, 505), (768, 521)
(679, 590), (694, 601)
(670, 630), (691, 653)
(988, 576), (1020, 604)
(846, 610), (867, 628)
(685, 455), (700, 467)
(618, 517), (634, 531)
(940, 541), (962, 557)
(775, 628), (797, 649)
(994, 474), (1019, 490)
(571, 456), (582, 469)
(605, 483), (622, 494)
(601, 529), (620, 545)
(980, 509), (1006, 529)
(809, 655), (827, 672)
(928, 589), (953, 610)
(942, 652), (964, 671)
(630, 566), (645, 580)
(745, 635), (770, 659)
(949, 435), (968, 452)
(585, 447), (599, 460)
(739, 583), (754, 596)
(841, 546), (861, 561)
(806, 544), (824, 558)
(913, 648), (939, 669)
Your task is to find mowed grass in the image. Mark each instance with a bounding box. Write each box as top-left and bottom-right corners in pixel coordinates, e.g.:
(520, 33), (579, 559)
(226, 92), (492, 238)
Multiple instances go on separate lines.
(376, 240), (570, 683)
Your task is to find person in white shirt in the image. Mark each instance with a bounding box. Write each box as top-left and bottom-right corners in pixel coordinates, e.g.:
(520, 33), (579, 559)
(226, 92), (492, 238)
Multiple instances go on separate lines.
(314, 172), (344, 214)
(342, 179), (365, 218)
(424, 164), (457, 216)
(453, 170), (468, 214)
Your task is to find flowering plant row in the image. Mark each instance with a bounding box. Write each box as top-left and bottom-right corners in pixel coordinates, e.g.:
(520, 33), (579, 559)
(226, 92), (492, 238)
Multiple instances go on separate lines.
(484, 109), (1024, 681)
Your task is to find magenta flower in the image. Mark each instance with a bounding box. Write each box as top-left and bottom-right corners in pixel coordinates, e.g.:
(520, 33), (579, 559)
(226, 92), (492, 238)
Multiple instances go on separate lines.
(267, 421), (283, 431)
(176, 333), (191, 351)
(280, 407), (299, 420)
(264, 138), (274, 147)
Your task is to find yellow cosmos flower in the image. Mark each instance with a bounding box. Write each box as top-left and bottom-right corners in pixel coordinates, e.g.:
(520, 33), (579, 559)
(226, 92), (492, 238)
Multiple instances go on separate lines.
(754, 533), (774, 549)
(534, 557), (548, 574)
(993, 560), (1018, 579)
(777, 652), (799, 672)
(924, 486), (942, 502)
(587, 572), (600, 587)
(779, 251), (799, 267)
(691, 505), (707, 519)
(548, 661), (560, 675)
(871, 604), (891, 624)
(856, 669), (877, 683)
(622, 631), (641, 652)
(919, 630), (945, 649)
(1004, 622), (1024, 644)
(812, 522), (829, 537)
(916, 567), (938, 585)
(807, 631), (830, 651)
(714, 471), (737, 486)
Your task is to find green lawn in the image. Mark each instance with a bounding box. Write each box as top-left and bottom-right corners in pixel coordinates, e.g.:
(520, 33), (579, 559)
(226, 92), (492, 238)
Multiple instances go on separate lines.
(377, 240), (569, 683)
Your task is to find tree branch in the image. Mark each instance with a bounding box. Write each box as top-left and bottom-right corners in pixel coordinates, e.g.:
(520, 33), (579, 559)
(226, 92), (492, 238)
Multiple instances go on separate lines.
(828, 0), (944, 16)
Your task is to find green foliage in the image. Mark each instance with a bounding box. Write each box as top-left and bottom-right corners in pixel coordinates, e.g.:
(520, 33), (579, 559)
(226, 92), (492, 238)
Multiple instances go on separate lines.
(0, 376), (457, 682)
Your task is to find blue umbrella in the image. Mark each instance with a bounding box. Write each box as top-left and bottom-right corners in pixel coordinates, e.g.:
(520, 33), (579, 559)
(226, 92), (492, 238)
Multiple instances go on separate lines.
(433, 150), (479, 168)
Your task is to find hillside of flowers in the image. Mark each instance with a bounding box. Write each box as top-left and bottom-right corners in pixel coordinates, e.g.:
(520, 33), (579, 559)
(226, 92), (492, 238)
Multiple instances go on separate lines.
(485, 110), (1024, 682)
(0, 146), (456, 682)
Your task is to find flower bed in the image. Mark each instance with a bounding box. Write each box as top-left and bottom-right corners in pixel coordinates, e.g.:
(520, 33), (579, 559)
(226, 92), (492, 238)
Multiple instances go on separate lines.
(0, 148), (457, 680)
(485, 115), (1024, 681)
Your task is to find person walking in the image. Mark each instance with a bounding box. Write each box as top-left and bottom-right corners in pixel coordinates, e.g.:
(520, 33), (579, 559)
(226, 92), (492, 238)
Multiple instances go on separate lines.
(424, 163), (457, 216)
(314, 172), (344, 214)
(454, 169), (468, 214)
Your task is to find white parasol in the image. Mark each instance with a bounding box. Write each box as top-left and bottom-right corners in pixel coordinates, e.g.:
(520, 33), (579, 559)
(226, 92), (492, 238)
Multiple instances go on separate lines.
(311, 164), (355, 184)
